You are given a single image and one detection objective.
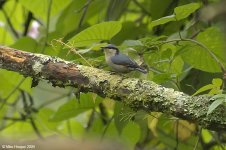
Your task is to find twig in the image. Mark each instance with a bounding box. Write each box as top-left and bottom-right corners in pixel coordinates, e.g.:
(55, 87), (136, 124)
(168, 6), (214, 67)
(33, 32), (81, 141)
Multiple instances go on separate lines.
(193, 127), (202, 150)
(41, 0), (52, 53)
(23, 11), (33, 36)
(132, 0), (151, 16)
(86, 109), (95, 131)
(29, 117), (44, 139)
(100, 116), (113, 140)
(175, 120), (179, 150)
(78, 0), (93, 29)
(67, 120), (73, 138)
(1, 8), (19, 38)
(38, 93), (70, 109)
(0, 78), (26, 110)
(52, 39), (93, 67)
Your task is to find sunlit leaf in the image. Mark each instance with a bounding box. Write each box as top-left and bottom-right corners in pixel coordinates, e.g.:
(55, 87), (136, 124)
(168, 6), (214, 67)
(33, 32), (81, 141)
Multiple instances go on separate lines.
(207, 99), (225, 115)
(174, 3), (201, 20)
(150, 15), (176, 28)
(192, 84), (214, 96)
(175, 120), (196, 141)
(212, 78), (223, 87)
(69, 21), (122, 47)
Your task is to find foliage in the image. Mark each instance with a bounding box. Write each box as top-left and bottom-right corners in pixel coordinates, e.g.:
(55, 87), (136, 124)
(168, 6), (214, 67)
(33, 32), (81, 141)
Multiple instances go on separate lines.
(0, 0), (226, 150)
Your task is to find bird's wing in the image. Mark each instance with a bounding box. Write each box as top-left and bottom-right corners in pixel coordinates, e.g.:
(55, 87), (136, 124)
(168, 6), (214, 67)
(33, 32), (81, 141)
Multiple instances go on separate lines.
(111, 54), (139, 68)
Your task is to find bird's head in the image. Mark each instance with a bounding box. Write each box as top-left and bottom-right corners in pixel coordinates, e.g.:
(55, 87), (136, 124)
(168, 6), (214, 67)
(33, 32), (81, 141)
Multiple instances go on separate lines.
(101, 44), (119, 56)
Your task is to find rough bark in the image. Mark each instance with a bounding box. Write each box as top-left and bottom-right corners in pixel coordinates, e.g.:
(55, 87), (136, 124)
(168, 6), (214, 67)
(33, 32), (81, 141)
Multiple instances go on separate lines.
(0, 46), (225, 131)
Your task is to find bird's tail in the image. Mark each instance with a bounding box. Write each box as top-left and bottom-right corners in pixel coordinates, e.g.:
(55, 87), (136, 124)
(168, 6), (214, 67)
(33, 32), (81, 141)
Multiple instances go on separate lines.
(136, 67), (148, 74)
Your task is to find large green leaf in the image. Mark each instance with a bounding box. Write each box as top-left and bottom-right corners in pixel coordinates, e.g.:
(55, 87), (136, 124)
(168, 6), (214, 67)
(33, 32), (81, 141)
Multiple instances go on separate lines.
(181, 27), (225, 72)
(11, 37), (38, 52)
(68, 21), (122, 47)
(121, 122), (141, 148)
(149, 3), (200, 28)
(174, 3), (201, 20)
(19, 0), (72, 20)
(0, 70), (32, 99)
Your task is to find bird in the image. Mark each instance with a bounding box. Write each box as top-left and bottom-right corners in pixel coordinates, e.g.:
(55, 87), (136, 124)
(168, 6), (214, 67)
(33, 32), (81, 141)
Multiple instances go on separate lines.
(101, 44), (147, 74)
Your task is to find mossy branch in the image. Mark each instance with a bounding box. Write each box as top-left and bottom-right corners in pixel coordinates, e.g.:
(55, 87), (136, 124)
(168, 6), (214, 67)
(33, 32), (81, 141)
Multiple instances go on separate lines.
(0, 46), (225, 131)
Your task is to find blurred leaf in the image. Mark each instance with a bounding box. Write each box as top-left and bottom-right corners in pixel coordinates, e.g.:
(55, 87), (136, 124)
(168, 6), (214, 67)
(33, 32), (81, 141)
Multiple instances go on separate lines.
(201, 129), (212, 143)
(114, 102), (134, 134)
(3, 0), (24, 31)
(51, 93), (101, 121)
(148, 112), (162, 137)
(122, 40), (144, 47)
(59, 120), (84, 138)
(0, 26), (14, 45)
(174, 3), (200, 20)
(11, 37), (38, 52)
(55, 0), (87, 36)
(175, 120), (196, 141)
(207, 99), (225, 115)
(150, 15), (176, 28)
(106, 0), (130, 20)
(69, 21), (122, 47)
(150, 3), (200, 28)
(212, 78), (222, 87)
(121, 122), (140, 148)
(112, 22), (148, 44)
(0, 70), (32, 99)
(192, 84), (215, 96)
(0, 122), (36, 140)
(19, 0), (72, 20)
(36, 108), (59, 131)
(153, 73), (175, 84)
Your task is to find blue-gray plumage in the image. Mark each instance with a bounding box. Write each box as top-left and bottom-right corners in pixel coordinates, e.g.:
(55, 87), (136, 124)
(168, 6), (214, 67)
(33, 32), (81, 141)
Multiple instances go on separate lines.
(101, 44), (147, 73)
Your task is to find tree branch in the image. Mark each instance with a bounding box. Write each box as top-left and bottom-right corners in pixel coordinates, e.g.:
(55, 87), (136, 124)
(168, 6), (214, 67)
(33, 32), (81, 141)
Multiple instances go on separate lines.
(0, 46), (225, 131)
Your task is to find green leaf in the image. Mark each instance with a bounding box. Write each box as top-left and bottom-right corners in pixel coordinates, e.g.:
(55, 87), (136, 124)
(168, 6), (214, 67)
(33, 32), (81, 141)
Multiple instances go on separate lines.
(121, 122), (140, 148)
(19, 0), (72, 20)
(181, 27), (225, 72)
(197, 27), (226, 63)
(174, 3), (201, 20)
(11, 37), (38, 52)
(59, 121), (85, 138)
(212, 78), (223, 87)
(36, 108), (59, 130)
(0, 122), (36, 140)
(68, 21), (122, 47)
(0, 70), (32, 100)
(211, 94), (226, 100)
(51, 93), (101, 121)
(150, 15), (176, 28)
(207, 99), (224, 115)
(0, 26), (14, 45)
(192, 84), (214, 96)
(153, 73), (175, 84)
(114, 102), (134, 134)
(122, 40), (144, 47)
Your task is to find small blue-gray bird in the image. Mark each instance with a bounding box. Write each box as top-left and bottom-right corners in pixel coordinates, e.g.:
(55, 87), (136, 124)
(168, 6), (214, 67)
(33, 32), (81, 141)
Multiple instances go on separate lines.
(101, 44), (147, 74)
